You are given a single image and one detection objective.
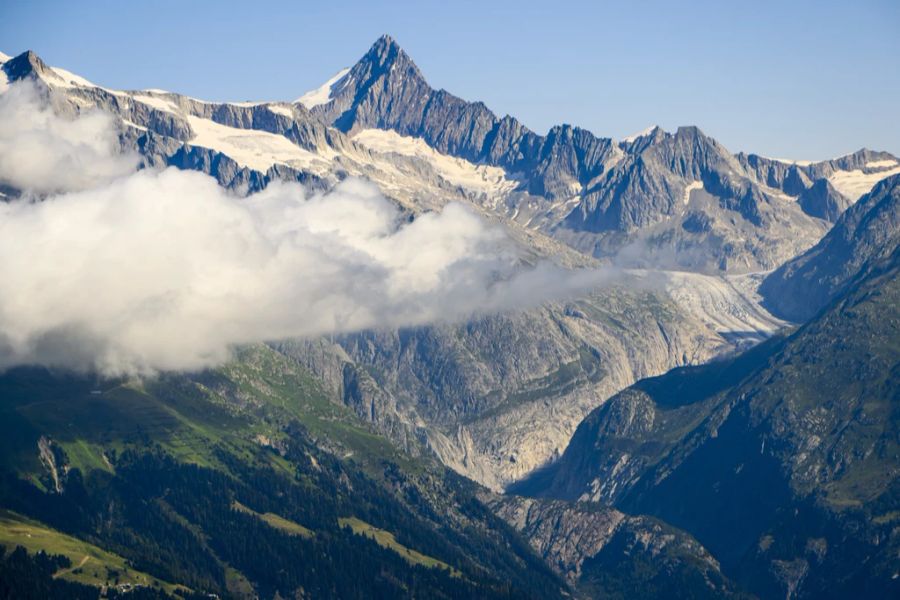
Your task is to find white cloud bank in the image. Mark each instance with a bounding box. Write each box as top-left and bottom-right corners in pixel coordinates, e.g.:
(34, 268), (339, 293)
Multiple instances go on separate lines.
(0, 82), (138, 193)
(0, 81), (604, 375)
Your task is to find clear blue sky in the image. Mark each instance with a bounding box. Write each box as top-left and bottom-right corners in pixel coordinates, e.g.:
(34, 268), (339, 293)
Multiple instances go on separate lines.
(3, 0), (898, 159)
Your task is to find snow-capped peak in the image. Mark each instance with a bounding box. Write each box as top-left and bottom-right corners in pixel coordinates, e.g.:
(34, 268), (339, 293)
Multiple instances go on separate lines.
(0, 50), (10, 63)
(295, 67), (350, 108)
(621, 125), (661, 143)
(769, 157), (815, 166)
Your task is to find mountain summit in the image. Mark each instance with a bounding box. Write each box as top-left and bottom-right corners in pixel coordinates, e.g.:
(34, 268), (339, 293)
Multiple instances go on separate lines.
(2, 50), (52, 85)
(366, 34), (417, 73)
(308, 34), (432, 135)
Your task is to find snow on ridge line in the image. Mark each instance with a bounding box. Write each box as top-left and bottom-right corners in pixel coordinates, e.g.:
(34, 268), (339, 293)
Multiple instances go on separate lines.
(134, 94), (179, 114)
(622, 125), (659, 143)
(50, 66), (98, 89)
(1, 50), (287, 110)
(267, 105), (294, 118)
(770, 157), (815, 167)
(772, 155), (898, 169)
(295, 67), (350, 108)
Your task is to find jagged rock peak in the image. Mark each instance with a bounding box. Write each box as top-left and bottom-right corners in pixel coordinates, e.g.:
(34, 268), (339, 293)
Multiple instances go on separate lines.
(2, 49), (50, 82)
(370, 34), (400, 57)
(358, 34), (423, 80)
(674, 124), (704, 139)
(620, 125), (668, 152)
(622, 124), (664, 142)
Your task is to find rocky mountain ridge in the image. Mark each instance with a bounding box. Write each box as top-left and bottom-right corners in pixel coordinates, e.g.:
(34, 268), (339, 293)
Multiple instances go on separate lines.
(487, 495), (745, 597)
(760, 173), (900, 321)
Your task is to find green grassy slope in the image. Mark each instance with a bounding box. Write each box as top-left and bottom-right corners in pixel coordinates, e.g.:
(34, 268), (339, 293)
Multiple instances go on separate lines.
(0, 509), (181, 592)
(0, 344), (565, 599)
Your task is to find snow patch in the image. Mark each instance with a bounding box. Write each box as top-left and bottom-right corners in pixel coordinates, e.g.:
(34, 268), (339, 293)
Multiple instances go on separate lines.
(186, 116), (327, 172)
(866, 159), (898, 169)
(622, 125), (659, 143)
(0, 51), (10, 63)
(770, 157), (814, 167)
(50, 67), (97, 88)
(683, 181), (703, 205)
(352, 128), (517, 196)
(133, 94), (179, 114)
(828, 165), (900, 201)
(266, 104), (294, 118)
(296, 67), (350, 108)
(122, 119), (148, 132)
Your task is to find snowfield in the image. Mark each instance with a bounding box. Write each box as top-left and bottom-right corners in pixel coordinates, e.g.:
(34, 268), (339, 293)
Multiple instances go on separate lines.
(352, 128), (519, 197)
(296, 67), (350, 108)
(187, 116), (330, 173)
(828, 164), (900, 200)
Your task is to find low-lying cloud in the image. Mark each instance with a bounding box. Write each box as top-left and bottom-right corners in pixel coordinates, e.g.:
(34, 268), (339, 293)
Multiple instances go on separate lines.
(0, 81), (138, 194)
(0, 81), (607, 375)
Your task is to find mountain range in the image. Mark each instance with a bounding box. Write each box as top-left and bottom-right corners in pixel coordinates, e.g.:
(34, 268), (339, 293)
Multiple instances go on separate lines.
(5, 35), (899, 274)
(0, 35), (898, 599)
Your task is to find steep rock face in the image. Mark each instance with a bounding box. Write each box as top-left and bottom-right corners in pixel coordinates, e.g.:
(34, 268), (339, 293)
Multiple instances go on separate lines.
(313, 36), (516, 165)
(511, 334), (781, 504)
(2, 50), (351, 197)
(801, 149), (898, 183)
(567, 126), (759, 231)
(311, 36), (624, 205)
(517, 250), (900, 599)
(488, 496), (743, 598)
(760, 174), (900, 321)
(2, 50), (56, 92)
(738, 154), (812, 196)
(796, 178), (849, 222)
(737, 149), (900, 209)
(272, 275), (783, 490)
